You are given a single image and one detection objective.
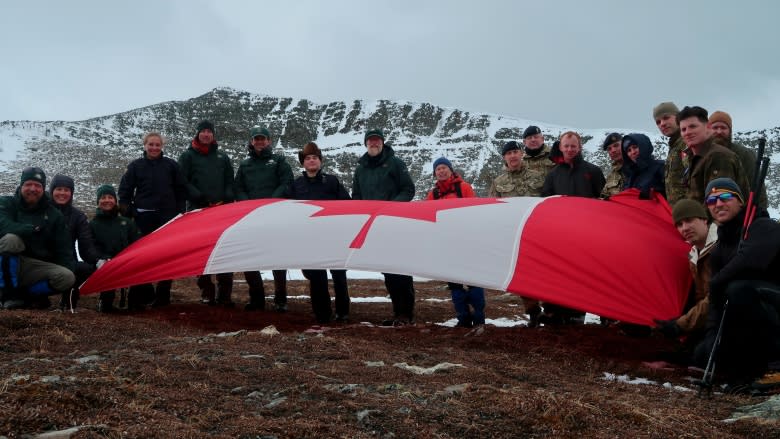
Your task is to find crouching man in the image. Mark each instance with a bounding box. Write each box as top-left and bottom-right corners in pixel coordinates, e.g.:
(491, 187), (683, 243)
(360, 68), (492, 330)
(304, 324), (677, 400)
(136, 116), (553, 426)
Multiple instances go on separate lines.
(694, 178), (780, 388)
(0, 167), (75, 309)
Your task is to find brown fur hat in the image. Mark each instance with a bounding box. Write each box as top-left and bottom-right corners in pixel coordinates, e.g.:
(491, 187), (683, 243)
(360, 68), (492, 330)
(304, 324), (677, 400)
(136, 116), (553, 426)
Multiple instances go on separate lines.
(298, 142), (323, 164)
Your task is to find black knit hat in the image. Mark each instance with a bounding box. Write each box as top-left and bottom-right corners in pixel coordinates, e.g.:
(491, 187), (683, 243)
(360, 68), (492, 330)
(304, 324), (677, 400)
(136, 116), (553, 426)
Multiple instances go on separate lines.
(195, 120), (215, 136)
(601, 133), (622, 150)
(704, 178), (744, 204)
(96, 184), (117, 204)
(522, 126), (542, 139)
(20, 167), (46, 187)
(49, 174), (75, 194)
(501, 141), (522, 156)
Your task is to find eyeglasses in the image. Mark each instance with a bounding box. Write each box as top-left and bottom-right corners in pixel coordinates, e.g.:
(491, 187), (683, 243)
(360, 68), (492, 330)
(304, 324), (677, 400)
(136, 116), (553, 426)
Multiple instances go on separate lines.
(705, 192), (737, 205)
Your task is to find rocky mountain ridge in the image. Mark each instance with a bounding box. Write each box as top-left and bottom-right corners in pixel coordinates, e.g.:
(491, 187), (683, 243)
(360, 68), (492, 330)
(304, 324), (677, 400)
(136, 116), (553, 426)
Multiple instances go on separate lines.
(0, 87), (777, 215)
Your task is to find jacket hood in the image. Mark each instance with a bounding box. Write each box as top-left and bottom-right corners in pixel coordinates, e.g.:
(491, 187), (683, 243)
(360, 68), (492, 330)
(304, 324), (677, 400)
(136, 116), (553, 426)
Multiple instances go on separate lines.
(621, 133), (655, 169)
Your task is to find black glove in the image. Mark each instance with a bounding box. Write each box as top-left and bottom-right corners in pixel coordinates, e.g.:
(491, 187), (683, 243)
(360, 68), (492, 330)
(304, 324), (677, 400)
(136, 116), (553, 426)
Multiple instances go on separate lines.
(118, 203), (133, 217)
(653, 319), (680, 338)
(639, 188), (651, 200)
(32, 225), (42, 233)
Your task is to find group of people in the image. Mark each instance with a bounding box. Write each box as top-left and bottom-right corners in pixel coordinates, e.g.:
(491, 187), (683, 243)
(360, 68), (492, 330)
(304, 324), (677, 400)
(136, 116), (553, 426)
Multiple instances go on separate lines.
(0, 102), (777, 387)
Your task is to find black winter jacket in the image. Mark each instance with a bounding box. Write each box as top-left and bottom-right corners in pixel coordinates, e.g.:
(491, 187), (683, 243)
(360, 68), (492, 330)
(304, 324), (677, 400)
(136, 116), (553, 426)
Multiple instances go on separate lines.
(287, 171), (351, 201)
(621, 133), (666, 198)
(541, 155), (605, 198)
(708, 210), (780, 308)
(119, 152), (187, 219)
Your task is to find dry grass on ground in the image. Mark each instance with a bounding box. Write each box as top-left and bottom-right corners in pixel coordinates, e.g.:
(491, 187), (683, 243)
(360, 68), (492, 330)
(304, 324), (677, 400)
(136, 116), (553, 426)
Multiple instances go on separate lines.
(0, 278), (775, 438)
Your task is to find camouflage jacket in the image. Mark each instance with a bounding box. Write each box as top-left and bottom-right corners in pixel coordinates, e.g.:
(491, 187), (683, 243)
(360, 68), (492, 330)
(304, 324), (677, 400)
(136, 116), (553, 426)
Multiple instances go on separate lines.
(488, 164), (545, 198)
(601, 161), (624, 199)
(664, 132), (688, 206)
(518, 145), (555, 196)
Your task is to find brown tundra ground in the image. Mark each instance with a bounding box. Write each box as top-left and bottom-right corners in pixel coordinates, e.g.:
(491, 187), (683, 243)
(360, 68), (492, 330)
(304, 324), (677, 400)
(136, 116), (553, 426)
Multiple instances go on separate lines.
(0, 277), (776, 438)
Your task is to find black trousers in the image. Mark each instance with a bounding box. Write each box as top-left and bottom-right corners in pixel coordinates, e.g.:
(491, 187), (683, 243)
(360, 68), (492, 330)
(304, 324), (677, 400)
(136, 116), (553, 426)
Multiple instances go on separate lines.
(383, 273), (415, 320)
(695, 280), (780, 382)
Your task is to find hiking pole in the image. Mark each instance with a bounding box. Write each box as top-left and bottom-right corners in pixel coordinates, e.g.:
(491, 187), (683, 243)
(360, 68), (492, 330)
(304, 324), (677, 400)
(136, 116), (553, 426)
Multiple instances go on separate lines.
(698, 300), (728, 397)
(697, 138), (768, 396)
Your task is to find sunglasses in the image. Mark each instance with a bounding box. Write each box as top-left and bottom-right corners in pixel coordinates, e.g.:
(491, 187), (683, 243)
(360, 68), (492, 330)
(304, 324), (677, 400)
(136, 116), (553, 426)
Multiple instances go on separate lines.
(705, 192), (737, 205)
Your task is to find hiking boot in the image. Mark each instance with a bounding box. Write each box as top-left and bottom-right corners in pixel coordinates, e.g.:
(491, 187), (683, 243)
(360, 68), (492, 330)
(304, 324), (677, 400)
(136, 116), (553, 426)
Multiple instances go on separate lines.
(2, 299), (25, 310)
(216, 285), (234, 308)
(97, 301), (115, 313)
(454, 320), (473, 328)
(244, 301), (265, 311)
(334, 314), (349, 323)
(537, 313), (564, 326)
(751, 372), (780, 392)
(150, 297), (170, 308)
(526, 305), (542, 328)
(274, 303), (288, 313)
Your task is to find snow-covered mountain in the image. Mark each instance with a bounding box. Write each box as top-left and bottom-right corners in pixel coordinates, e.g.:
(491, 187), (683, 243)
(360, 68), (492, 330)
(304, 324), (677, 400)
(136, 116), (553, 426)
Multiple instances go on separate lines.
(0, 87), (777, 216)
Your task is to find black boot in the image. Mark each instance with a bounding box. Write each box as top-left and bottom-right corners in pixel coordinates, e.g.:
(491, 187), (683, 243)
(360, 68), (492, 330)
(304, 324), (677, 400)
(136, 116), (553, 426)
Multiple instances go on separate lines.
(151, 280), (172, 308)
(97, 290), (116, 313)
(197, 276), (216, 305)
(216, 283), (234, 308)
(273, 270), (287, 311)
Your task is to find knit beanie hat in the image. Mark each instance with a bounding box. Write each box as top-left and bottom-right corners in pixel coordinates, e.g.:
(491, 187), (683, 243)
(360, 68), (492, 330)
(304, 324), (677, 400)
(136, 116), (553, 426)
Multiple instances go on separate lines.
(96, 184), (117, 204)
(501, 141), (522, 156)
(708, 111), (732, 130)
(672, 199), (708, 224)
(522, 125), (542, 139)
(299, 142), (323, 164)
(601, 133), (622, 150)
(652, 102), (679, 120)
(705, 178), (744, 204)
(49, 174), (75, 194)
(250, 126), (271, 139)
(195, 120), (215, 136)
(20, 167), (46, 187)
(432, 157), (453, 174)
(364, 129), (385, 145)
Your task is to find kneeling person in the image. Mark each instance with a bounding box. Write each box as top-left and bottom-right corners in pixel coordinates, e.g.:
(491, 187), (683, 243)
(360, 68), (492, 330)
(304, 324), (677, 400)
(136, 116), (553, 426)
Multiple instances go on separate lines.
(0, 167), (75, 309)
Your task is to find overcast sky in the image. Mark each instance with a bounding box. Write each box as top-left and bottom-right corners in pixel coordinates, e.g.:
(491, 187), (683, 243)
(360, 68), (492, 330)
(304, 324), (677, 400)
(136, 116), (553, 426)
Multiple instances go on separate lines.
(1, 0), (778, 132)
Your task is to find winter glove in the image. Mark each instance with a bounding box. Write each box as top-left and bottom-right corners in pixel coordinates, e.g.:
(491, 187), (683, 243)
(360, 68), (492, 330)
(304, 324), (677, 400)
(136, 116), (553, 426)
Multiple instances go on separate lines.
(118, 203), (133, 218)
(653, 318), (680, 338)
(32, 225), (43, 233)
(639, 188), (651, 200)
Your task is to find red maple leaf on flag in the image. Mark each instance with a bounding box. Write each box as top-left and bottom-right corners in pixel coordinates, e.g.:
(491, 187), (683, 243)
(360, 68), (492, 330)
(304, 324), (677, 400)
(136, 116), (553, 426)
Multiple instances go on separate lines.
(303, 198), (505, 249)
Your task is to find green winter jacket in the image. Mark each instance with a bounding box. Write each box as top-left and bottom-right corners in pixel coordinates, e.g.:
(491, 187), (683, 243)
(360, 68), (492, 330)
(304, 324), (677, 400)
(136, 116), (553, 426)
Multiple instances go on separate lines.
(352, 145), (415, 201)
(234, 146), (294, 200)
(0, 190), (74, 271)
(90, 209), (141, 259)
(687, 138), (750, 204)
(717, 139), (768, 209)
(178, 141), (234, 210)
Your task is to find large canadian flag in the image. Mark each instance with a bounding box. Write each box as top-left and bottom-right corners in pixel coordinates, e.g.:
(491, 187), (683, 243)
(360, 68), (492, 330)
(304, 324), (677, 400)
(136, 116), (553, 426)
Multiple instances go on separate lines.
(80, 191), (691, 325)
